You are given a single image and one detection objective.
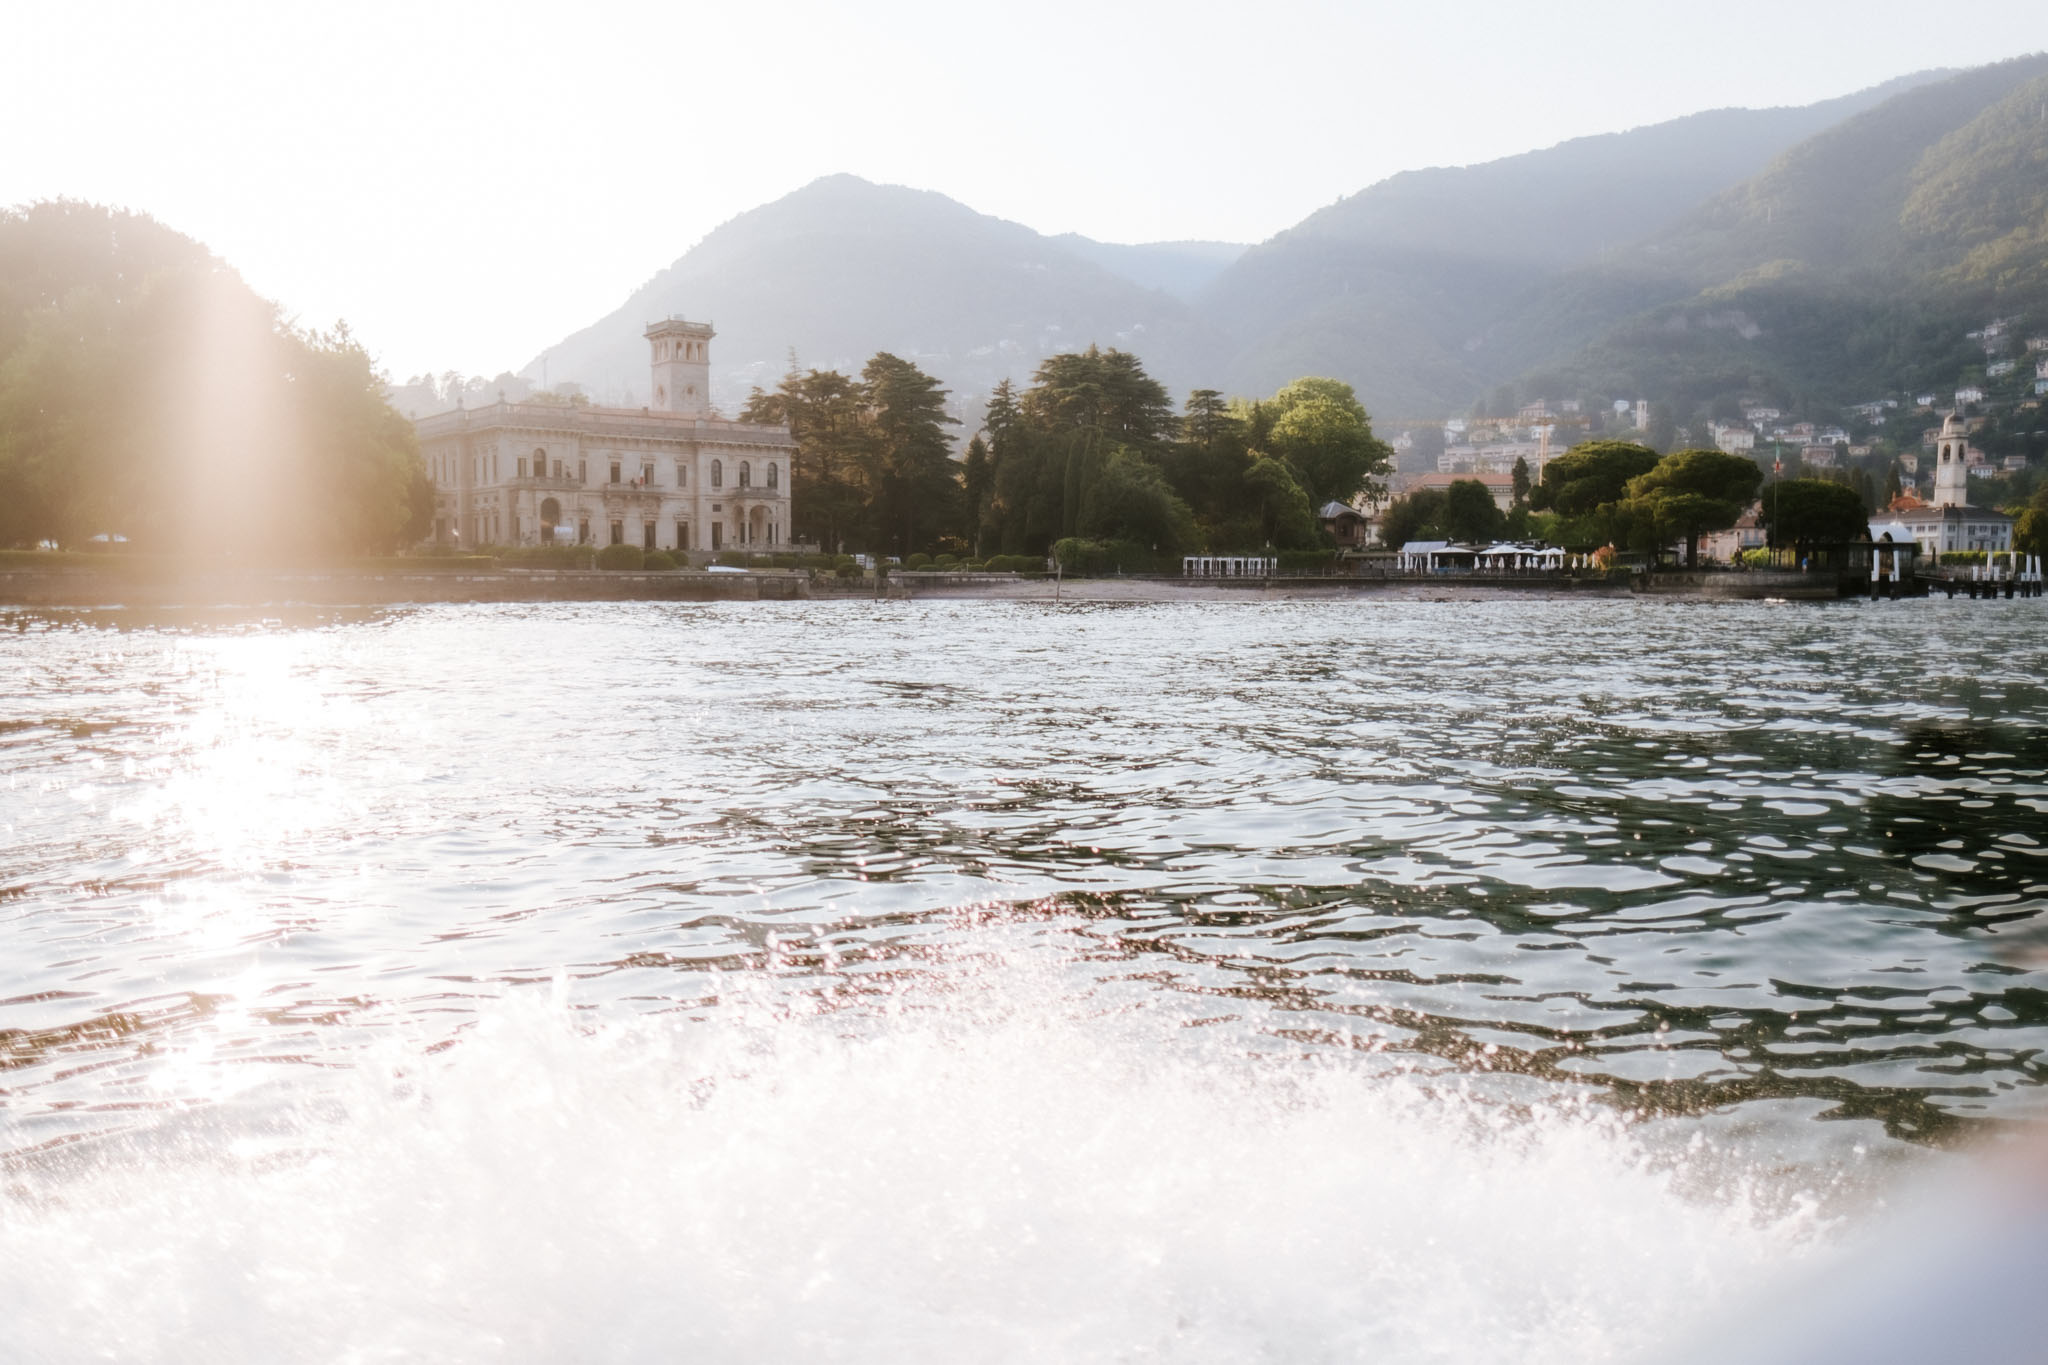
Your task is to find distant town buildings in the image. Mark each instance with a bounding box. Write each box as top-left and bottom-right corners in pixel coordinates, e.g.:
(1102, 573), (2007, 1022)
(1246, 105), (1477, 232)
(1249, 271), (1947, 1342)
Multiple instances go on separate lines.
(1390, 471), (1517, 511)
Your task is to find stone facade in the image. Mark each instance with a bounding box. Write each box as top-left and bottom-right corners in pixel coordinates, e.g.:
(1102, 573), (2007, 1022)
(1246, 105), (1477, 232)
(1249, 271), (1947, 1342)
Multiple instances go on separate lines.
(416, 319), (796, 554)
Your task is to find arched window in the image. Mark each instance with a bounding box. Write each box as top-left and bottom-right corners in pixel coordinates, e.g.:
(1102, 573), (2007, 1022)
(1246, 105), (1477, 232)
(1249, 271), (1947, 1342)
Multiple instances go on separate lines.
(739, 461), (751, 488)
(767, 462), (779, 490)
(711, 459), (723, 488)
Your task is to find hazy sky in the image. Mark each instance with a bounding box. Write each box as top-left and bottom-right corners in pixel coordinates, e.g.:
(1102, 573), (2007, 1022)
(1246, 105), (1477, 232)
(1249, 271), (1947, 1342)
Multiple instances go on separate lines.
(8, 1), (2047, 382)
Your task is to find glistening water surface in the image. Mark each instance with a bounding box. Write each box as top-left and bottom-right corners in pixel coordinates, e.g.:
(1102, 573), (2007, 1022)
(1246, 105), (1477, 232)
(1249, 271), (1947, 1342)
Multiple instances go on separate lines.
(2, 597), (2046, 1361)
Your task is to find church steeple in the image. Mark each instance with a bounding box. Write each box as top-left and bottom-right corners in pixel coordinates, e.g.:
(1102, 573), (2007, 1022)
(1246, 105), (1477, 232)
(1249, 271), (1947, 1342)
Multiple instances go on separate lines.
(1932, 410), (1970, 508)
(645, 317), (714, 416)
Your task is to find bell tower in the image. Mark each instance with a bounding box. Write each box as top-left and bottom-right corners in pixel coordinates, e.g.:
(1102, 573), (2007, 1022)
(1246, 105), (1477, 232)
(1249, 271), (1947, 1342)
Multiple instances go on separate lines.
(1932, 411), (1970, 508)
(645, 317), (714, 416)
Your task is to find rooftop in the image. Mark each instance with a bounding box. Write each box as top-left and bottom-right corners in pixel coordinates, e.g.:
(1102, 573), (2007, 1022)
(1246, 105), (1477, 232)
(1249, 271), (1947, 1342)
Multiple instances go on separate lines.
(415, 399), (794, 448)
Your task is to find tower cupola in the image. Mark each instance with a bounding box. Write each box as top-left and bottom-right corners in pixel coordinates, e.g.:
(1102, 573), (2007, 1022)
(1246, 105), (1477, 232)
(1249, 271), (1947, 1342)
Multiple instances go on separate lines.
(645, 317), (714, 416)
(1932, 410), (1970, 508)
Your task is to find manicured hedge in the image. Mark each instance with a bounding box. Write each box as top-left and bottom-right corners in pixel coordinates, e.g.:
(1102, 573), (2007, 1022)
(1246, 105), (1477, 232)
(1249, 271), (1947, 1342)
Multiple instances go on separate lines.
(595, 543), (644, 570)
(496, 545), (596, 569)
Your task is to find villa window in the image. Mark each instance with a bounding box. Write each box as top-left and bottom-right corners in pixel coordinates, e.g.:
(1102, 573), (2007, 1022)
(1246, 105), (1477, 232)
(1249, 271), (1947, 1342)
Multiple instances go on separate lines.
(677, 463), (688, 487)
(610, 521), (623, 546)
(739, 461), (751, 488)
(767, 462), (778, 490)
(517, 457), (527, 478)
(610, 461), (622, 484)
(712, 459), (723, 488)
(676, 519), (689, 550)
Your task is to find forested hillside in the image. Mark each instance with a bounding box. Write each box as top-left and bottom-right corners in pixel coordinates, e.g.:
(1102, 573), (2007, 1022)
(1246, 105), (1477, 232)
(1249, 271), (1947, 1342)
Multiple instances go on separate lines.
(1514, 54), (2048, 419)
(524, 73), (1941, 425)
(0, 203), (429, 553)
(525, 176), (1222, 414)
(1198, 71), (1944, 417)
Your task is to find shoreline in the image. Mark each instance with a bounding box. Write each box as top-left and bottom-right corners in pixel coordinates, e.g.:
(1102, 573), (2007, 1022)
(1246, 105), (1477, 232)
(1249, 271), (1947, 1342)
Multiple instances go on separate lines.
(0, 565), (1909, 607)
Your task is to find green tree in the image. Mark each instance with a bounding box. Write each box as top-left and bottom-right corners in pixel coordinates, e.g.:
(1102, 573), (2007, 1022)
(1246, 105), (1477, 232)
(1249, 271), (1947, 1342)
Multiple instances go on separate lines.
(1761, 478), (1869, 561)
(1243, 456), (1320, 548)
(1619, 448), (1763, 567)
(749, 365), (867, 553)
(1261, 376), (1393, 509)
(1171, 388), (1249, 527)
(1532, 440), (1662, 515)
(1511, 455), (1532, 508)
(859, 352), (960, 556)
(1077, 447), (1198, 553)
(2011, 482), (2048, 557)
(0, 204), (426, 554)
(1378, 488), (1447, 548)
(1443, 479), (1505, 543)
(1019, 346), (1175, 451)
(962, 433), (992, 556)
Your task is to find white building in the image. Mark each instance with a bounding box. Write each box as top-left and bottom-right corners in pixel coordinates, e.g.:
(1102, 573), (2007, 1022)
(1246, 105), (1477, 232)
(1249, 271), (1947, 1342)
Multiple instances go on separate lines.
(1890, 412), (2013, 555)
(416, 318), (797, 554)
(1712, 422), (1755, 454)
(1955, 386), (1986, 406)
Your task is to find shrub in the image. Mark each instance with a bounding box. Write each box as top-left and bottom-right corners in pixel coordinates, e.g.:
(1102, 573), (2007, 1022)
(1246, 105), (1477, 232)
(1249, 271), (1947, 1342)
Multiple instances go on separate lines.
(833, 554), (858, 570)
(713, 551), (746, 568)
(904, 553), (931, 570)
(771, 554), (797, 569)
(934, 554), (959, 569)
(499, 544), (596, 569)
(595, 543), (644, 571)
(834, 563), (860, 579)
(1051, 538), (1166, 575)
(642, 550), (678, 570)
(1276, 549), (1337, 572)
(1940, 550), (1988, 566)
(983, 554), (1041, 574)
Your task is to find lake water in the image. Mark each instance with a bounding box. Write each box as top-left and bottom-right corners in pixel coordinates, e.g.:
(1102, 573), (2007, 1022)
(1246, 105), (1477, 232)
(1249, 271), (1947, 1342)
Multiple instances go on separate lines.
(2, 597), (2045, 1361)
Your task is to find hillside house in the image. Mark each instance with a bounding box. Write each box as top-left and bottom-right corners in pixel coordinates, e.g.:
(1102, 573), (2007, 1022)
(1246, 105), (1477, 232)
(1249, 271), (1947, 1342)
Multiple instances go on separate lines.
(1915, 392), (1938, 408)
(1818, 426), (1850, 445)
(1989, 360), (2017, 378)
(2028, 337), (2048, 352)
(1897, 453), (1919, 475)
(1801, 445), (1838, 468)
(1700, 502), (1767, 563)
(1956, 386), (1986, 406)
(1712, 423), (1755, 454)
(1319, 501), (1371, 549)
(1742, 405), (1781, 424)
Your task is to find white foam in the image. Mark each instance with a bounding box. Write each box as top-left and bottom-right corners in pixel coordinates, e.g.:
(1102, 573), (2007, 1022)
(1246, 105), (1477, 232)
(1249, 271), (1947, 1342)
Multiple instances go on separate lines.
(1, 965), (1823, 1363)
